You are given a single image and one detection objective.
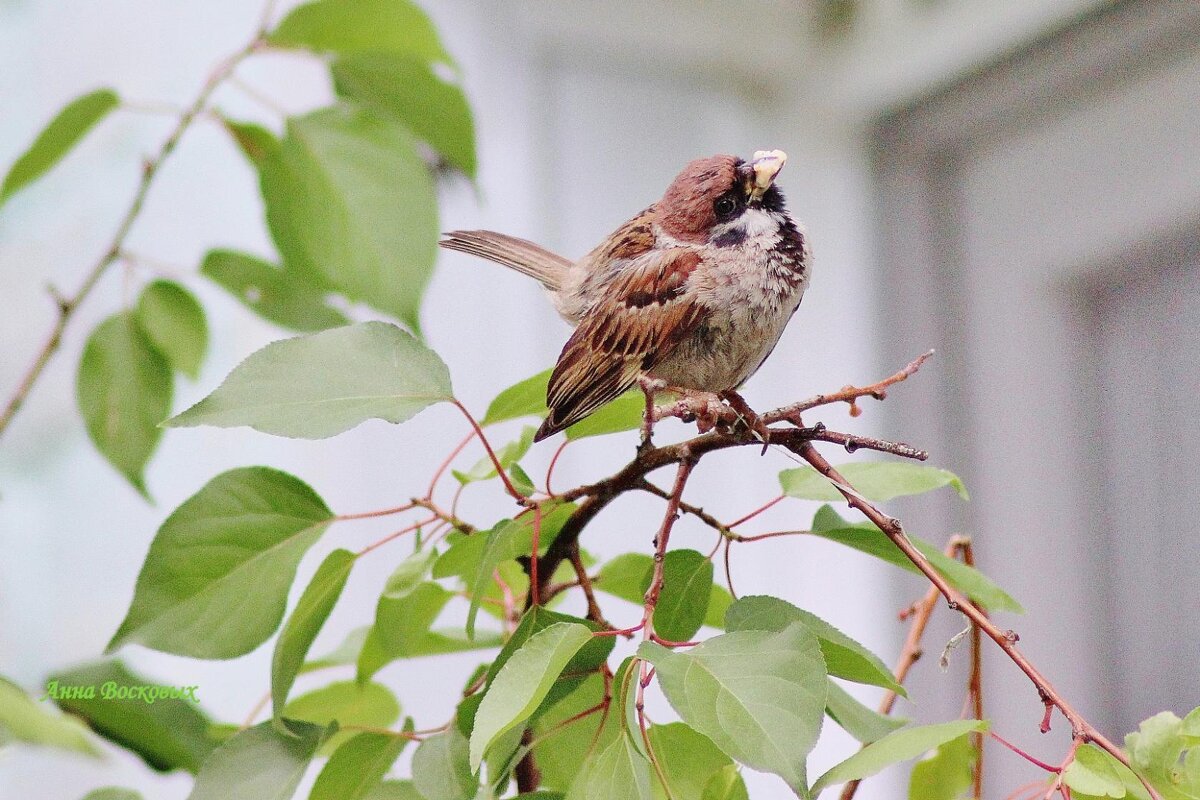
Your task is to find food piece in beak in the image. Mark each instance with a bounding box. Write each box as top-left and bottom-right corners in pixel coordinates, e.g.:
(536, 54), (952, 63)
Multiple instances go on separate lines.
(748, 149), (787, 201)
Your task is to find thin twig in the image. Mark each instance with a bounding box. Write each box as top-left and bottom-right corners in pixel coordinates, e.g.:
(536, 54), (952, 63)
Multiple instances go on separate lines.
(0, 11), (271, 441)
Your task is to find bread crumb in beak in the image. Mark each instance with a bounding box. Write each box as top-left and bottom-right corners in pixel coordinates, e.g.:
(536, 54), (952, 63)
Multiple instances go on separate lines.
(749, 149), (787, 200)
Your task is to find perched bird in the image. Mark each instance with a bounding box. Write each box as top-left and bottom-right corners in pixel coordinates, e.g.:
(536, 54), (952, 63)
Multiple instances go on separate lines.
(440, 150), (811, 442)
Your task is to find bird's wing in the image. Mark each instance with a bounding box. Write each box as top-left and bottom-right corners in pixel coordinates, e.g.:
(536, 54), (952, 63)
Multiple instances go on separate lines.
(535, 247), (706, 441)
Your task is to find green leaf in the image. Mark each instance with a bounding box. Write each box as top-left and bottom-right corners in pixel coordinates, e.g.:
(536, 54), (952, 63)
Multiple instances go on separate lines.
(648, 722), (738, 800)
(780, 462), (969, 503)
(810, 719), (988, 795)
(284, 680), (398, 753)
(303, 626), (369, 673)
(454, 426), (535, 484)
(532, 675), (618, 791)
(597, 552), (730, 631)
(310, 731), (409, 800)
(1063, 744), (1127, 798)
(358, 574), (500, 683)
(332, 53), (475, 177)
(412, 726), (477, 800)
(1, 88), (119, 205)
(364, 781), (424, 800)
(77, 312), (172, 496)
(272, 548), (355, 718)
(701, 765), (750, 800)
(810, 506), (1023, 613)
(80, 790), (143, 800)
(470, 621), (593, 770)
(824, 680), (905, 744)
(725, 596), (904, 695)
(222, 118), (279, 164)
(483, 369), (550, 426)
(0, 676), (98, 756)
(639, 624), (828, 795)
(907, 733), (977, 800)
(269, 0), (452, 64)
(1125, 711), (1192, 796)
(565, 392), (644, 440)
(485, 607), (614, 714)
(259, 106), (437, 331)
(510, 464), (536, 497)
(167, 322), (452, 438)
(654, 550), (713, 642)
(107, 467), (333, 658)
(187, 719), (332, 800)
(46, 661), (213, 772)
(136, 280), (208, 379)
(567, 733), (653, 800)
(201, 249), (348, 332)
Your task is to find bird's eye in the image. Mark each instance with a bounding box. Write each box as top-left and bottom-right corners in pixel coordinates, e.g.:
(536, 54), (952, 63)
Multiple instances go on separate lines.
(714, 195), (738, 219)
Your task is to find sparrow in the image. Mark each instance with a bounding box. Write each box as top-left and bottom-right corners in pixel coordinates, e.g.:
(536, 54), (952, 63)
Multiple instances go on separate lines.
(440, 149), (811, 443)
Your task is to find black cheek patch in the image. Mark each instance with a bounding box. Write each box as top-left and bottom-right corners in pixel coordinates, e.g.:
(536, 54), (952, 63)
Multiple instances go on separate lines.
(712, 227), (747, 247)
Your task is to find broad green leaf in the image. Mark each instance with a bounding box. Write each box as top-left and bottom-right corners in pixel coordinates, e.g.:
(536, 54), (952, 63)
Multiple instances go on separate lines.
(824, 680), (905, 744)
(470, 622), (592, 770)
(907, 733), (977, 800)
(222, 118), (279, 164)
(46, 661), (212, 772)
(136, 280), (207, 379)
(259, 107), (437, 331)
(357, 579), (500, 682)
(483, 369), (550, 425)
(597, 552), (730, 630)
(107, 467), (333, 658)
(454, 426), (535, 484)
(77, 312), (172, 496)
(1, 88), (119, 205)
(648, 722), (738, 800)
(272, 549), (355, 718)
(167, 322), (452, 438)
(187, 719), (332, 800)
(81, 790), (143, 800)
(1125, 711), (1192, 796)
(310, 731), (409, 800)
(701, 765), (750, 800)
(0, 676), (98, 756)
(565, 392), (644, 440)
(303, 626), (369, 673)
(810, 506), (1023, 613)
(654, 550), (713, 642)
(1063, 744), (1126, 798)
(269, 0), (451, 64)
(201, 249), (347, 332)
(780, 462), (969, 503)
(567, 733), (653, 800)
(810, 719), (988, 795)
(484, 607), (614, 715)
(725, 596), (904, 695)
(365, 782), (424, 800)
(284, 681), (399, 729)
(412, 727), (477, 800)
(333, 53), (475, 177)
(639, 625), (828, 795)
(532, 675), (617, 791)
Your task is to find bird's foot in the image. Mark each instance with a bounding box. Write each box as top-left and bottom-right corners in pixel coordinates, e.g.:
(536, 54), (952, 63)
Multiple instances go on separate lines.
(638, 377), (669, 453)
(719, 390), (770, 454)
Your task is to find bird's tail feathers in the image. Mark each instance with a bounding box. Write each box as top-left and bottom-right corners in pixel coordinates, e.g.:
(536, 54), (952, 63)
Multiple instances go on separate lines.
(440, 230), (569, 291)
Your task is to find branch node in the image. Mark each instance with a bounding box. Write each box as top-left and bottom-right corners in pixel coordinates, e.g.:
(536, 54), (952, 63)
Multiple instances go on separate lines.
(1005, 629), (1020, 643)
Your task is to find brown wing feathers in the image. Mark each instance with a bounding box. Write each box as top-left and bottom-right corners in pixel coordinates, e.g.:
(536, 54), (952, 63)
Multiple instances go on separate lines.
(534, 249), (704, 441)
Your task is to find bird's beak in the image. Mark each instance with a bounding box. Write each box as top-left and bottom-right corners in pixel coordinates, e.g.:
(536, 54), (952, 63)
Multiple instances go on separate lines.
(748, 149), (787, 202)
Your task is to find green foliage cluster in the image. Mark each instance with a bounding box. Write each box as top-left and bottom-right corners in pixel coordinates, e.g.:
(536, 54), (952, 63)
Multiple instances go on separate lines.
(1, 2), (1196, 800)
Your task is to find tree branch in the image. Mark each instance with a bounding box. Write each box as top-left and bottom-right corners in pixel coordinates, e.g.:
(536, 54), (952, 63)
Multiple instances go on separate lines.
(0, 13), (270, 441)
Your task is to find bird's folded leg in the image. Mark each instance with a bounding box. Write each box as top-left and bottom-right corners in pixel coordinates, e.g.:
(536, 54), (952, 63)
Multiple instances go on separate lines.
(638, 376), (668, 453)
(719, 390), (771, 454)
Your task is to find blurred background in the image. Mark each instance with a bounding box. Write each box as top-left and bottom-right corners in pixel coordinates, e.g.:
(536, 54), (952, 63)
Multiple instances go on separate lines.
(1, 0), (1197, 797)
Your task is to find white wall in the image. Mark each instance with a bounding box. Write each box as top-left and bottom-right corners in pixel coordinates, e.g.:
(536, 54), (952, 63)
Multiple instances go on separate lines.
(0, 2), (1100, 798)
